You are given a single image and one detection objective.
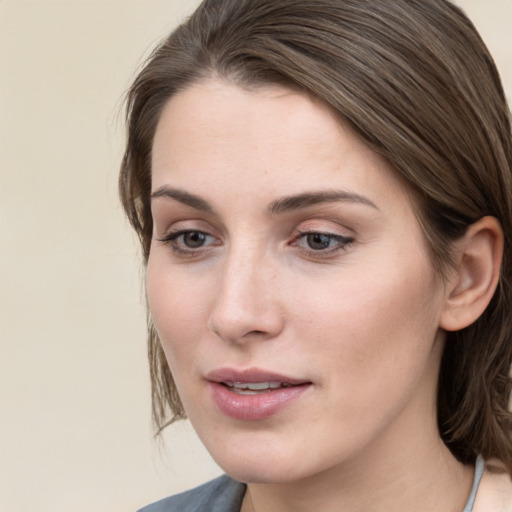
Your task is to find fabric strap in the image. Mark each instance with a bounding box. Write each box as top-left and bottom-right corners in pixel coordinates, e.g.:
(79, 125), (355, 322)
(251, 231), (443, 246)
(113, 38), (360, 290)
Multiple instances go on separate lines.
(462, 455), (485, 512)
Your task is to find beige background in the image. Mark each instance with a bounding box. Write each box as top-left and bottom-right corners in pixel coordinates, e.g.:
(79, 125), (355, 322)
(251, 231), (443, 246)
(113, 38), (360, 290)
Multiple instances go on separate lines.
(0, 1), (510, 511)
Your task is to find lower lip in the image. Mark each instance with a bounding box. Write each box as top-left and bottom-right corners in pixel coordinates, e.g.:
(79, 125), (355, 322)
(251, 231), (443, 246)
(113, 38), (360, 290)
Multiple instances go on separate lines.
(209, 382), (311, 420)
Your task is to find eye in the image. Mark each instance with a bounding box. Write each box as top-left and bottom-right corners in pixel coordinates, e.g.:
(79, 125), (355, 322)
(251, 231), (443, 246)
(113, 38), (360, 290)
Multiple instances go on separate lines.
(305, 233), (337, 250)
(180, 231), (209, 248)
(292, 231), (354, 254)
(157, 229), (219, 254)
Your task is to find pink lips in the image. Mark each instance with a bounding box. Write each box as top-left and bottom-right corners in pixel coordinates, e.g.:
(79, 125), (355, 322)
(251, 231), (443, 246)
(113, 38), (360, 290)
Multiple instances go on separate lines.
(206, 368), (312, 421)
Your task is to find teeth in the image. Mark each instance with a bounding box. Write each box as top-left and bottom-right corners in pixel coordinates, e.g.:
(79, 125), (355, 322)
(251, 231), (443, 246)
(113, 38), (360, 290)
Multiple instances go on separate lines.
(234, 381), (282, 390)
(222, 381), (288, 394)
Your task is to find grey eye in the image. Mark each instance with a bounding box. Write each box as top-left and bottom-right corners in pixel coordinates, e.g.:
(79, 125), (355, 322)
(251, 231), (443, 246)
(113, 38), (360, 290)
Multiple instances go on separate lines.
(182, 231), (207, 248)
(306, 233), (333, 250)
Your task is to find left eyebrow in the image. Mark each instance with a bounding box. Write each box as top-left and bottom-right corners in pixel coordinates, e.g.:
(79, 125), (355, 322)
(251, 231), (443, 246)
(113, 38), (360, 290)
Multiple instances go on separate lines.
(268, 190), (379, 215)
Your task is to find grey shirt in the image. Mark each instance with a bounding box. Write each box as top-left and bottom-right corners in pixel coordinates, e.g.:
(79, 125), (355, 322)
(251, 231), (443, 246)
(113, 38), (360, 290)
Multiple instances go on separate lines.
(138, 456), (485, 512)
(137, 475), (245, 512)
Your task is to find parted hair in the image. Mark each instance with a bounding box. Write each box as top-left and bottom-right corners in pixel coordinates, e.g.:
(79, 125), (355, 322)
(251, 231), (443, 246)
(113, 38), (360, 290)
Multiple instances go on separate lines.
(119, 0), (512, 471)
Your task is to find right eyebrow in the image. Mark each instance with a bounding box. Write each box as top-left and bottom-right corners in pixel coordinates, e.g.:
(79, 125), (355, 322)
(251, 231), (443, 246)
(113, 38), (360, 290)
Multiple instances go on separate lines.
(151, 186), (214, 213)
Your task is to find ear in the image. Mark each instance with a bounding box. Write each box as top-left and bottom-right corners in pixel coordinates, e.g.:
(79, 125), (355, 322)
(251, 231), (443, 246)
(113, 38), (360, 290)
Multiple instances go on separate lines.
(440, 216), (503, 332)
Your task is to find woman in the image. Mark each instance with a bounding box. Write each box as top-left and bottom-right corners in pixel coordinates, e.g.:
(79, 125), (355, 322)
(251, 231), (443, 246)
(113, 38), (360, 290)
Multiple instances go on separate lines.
(120, 0), (512, 510)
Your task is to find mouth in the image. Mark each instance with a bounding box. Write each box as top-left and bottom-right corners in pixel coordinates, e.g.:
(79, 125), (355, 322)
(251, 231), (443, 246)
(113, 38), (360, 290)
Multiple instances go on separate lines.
(220, 380), (304, 395)
(206, 367), (311, 389)
(206, 368), (312, 420)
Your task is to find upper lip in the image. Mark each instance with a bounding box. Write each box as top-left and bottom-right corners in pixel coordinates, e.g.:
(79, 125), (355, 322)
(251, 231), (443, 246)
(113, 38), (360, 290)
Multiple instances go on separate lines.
(205, 367), (311, 386)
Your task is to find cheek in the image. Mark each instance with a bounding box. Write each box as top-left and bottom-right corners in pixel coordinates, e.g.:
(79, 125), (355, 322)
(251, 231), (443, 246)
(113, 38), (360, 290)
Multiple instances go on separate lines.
(290, 256), (443, 383)
(287, 262), (444, 451)
(146, 257), (209, 367)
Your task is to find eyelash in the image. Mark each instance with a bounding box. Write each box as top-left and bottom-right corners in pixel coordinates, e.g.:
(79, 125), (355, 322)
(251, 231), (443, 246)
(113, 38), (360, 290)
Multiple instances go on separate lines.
(157, 229), (354, 258)
(292, 231), (354, 256)
(157, 230), (218, 257)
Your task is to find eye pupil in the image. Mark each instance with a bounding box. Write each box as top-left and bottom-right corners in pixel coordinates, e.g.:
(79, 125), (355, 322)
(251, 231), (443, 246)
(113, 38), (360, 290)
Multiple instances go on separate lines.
(307, 233), (331, 250)
(183, 231), (206, 248)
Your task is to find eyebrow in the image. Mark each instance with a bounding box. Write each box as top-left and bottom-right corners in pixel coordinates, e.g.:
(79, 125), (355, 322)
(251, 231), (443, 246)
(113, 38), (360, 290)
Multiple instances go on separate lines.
(151, 186), (378, 214)
(151, 186), (213, 212)
(268, 190), (379, 214)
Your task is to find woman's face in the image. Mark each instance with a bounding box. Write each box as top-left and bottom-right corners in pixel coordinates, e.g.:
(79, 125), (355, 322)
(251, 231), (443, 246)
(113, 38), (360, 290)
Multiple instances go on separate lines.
(148, 79), (449, 483)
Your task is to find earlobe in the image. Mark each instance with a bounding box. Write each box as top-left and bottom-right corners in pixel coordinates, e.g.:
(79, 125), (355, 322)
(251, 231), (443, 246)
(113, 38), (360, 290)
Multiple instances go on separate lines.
(440, 216), (503, 332)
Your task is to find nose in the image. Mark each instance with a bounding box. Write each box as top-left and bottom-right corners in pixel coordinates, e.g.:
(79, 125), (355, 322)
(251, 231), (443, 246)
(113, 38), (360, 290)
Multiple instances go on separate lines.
(208, 249), (284, 344)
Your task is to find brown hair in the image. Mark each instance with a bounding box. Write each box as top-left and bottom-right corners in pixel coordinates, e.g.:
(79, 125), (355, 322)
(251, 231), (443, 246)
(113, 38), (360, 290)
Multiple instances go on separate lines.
(119, 0), (512, 471)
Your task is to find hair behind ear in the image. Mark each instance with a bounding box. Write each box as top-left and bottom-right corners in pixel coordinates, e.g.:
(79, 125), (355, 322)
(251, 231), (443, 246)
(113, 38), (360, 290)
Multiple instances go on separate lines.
(437, 220), (511, 472)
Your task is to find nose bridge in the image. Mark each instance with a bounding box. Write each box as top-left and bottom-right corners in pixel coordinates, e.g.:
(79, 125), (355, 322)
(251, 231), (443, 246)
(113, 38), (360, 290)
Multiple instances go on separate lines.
(209, 241), (282, 342)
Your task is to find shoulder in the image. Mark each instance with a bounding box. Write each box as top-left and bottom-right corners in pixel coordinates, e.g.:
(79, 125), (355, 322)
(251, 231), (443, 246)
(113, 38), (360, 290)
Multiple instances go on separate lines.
(137, 474), (246, 512)
(474, 459), (512, 512)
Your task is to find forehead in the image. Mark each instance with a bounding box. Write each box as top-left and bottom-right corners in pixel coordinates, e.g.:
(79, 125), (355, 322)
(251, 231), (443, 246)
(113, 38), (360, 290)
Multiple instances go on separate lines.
(152, 79), (343, 159)
(151, 78), (410, 209)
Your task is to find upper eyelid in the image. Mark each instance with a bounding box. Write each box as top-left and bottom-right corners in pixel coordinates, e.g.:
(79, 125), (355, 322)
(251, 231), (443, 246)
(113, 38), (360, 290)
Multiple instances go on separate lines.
(153, 216), (355, 241)
(155, 220), (220, 238)
(292, 231), (354, 245)
(296, 227), (351, 235)
(158, 228), (214, 241)
(293, 219), (355, 237)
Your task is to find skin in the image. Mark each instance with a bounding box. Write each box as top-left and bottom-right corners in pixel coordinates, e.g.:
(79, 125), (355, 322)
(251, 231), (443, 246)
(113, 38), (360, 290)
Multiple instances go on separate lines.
(147, 79), (476, 512)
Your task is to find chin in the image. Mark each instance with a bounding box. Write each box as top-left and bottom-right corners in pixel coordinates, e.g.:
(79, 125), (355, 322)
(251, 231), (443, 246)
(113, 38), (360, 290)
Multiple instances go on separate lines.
(201, 435), (335, 485)
(205, 445), (284, 482)
(220, 460), (309, 485)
